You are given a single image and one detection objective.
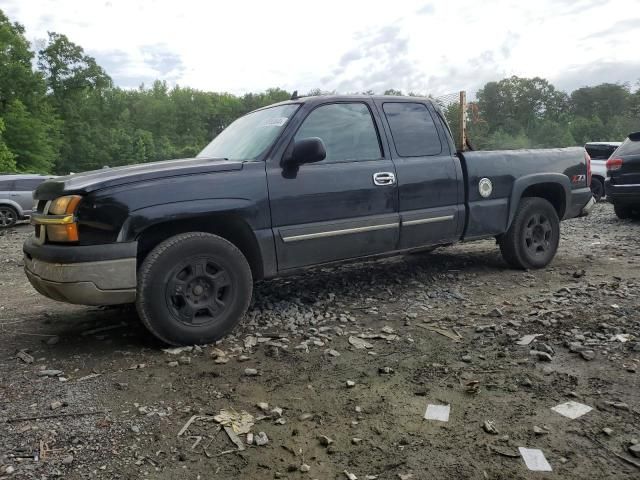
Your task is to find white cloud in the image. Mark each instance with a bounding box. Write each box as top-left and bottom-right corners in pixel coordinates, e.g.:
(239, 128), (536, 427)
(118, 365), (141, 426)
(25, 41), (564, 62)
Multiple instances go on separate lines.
(4, 0), (640, 96)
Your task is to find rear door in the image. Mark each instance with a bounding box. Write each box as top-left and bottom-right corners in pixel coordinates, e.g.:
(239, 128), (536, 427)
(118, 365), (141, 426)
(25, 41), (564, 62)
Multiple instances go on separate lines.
(375, 100), (464, 249)
(267, 101), (399, 270)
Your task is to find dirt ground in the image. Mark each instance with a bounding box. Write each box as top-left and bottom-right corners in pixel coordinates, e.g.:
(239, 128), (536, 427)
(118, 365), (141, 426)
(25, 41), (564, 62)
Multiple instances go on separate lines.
(1, 202), (639, 480)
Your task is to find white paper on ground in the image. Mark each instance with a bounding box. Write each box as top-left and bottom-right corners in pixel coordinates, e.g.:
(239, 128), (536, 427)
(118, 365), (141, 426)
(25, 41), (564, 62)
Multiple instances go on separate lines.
(551, 400), (593, 419)
(516, 334), (542, 346)
(424, 404), (450, 422)
(519, 447), (552, 472)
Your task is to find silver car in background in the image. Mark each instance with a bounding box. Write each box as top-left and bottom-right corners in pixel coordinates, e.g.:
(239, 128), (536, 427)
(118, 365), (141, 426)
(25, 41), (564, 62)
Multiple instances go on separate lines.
(0, 174), (55, 228)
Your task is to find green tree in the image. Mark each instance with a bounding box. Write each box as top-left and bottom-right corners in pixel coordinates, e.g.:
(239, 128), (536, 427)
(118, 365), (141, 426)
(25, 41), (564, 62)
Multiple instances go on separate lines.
(570, 83), (630, 124)
(0, 10), (60, 172)
(0, 118), (16, 172)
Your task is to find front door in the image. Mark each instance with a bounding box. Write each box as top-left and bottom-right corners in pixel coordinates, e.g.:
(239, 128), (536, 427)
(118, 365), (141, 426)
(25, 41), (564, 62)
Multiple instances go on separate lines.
(267, 101), (399, 271)
(375, 100), (464, 249)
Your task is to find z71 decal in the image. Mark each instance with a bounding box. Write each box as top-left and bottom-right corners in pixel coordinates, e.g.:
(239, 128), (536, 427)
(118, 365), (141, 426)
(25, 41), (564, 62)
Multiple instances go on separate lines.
(571, 174), (586, 183)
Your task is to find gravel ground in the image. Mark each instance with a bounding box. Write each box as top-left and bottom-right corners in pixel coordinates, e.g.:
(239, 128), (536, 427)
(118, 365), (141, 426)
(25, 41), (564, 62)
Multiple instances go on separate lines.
(1, 202), (639, 479)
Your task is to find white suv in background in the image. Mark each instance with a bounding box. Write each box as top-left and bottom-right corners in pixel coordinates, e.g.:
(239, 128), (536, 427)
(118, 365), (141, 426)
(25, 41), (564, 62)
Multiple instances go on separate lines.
(0, 174), (55, 228)
(585, 141), (622, 201)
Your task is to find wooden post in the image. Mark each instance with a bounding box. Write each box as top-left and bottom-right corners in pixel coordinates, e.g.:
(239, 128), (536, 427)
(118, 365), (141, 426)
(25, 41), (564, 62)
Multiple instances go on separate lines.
(459, 91), (467, 151)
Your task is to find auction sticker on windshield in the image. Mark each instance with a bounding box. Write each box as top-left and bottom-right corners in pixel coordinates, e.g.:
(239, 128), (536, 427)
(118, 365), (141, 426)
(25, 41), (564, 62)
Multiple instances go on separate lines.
(261, 117), (288, 127)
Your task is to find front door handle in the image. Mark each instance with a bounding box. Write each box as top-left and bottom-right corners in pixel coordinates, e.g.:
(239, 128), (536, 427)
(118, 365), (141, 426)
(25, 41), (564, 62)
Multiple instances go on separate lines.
(373, 172), (396, 186)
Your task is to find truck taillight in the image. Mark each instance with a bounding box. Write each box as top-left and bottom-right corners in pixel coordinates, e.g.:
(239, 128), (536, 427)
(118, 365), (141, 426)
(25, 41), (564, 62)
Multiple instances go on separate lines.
(606, 157), (623, 171)
(585, 150), (591, 185)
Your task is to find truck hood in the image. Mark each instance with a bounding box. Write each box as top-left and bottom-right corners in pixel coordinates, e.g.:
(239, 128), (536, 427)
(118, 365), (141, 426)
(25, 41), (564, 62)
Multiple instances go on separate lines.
(35, 157), (243, 199)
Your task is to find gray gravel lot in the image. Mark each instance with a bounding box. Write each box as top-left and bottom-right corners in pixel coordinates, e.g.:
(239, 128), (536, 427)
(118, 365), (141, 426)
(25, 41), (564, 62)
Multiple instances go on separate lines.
(1, 202), (639, 479)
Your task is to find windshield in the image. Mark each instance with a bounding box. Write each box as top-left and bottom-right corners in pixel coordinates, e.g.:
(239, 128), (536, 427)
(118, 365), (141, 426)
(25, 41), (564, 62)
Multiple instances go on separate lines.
(197, 104), (299, 160)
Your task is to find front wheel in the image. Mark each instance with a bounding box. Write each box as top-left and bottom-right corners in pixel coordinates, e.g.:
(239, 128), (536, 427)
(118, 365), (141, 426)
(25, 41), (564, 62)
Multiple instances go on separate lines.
(0, 205), (18, 228)
(136, 232), (253, 346)
(499, 197), (560, 270)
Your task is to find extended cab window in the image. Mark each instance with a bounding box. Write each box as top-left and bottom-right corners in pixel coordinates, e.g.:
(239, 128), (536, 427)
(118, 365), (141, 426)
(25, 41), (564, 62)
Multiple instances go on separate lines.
(383, 102), (442, 157)
(294, 103), (382, 162)
(0, 181), (14, 191)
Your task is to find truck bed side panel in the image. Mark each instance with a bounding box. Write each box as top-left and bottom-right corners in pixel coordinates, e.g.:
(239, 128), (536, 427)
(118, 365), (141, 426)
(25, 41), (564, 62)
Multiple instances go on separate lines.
(460, 147), (587, 240)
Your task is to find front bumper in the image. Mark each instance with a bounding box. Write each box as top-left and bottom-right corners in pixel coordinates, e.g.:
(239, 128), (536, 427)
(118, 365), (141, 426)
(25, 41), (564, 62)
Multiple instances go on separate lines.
(23, 237), (137, 305)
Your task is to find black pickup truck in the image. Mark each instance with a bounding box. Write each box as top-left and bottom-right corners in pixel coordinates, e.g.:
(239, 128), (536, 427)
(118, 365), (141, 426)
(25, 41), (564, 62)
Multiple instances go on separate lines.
(24, 95), (594, 345)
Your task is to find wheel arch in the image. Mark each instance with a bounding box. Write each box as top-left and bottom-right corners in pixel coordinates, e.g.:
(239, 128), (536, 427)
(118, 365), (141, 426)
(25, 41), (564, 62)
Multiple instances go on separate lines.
(0, 200), (24, 217)
(126, 204), (267, 281)
(507, 174), (569, 230)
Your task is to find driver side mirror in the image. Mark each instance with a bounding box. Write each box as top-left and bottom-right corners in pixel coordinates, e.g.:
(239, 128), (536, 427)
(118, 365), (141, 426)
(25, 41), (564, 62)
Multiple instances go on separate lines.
(282, 137), (326, 169)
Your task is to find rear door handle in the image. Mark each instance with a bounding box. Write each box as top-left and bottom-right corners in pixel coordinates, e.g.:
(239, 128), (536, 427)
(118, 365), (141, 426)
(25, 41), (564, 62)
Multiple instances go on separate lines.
(373, 172), (396, 186)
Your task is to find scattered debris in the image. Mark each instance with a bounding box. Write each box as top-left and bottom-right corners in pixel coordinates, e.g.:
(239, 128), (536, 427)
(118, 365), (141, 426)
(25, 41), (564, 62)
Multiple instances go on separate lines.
(16, 350), (34, 364)
(6, 410), (108, 423)
(516, 334), (542, 346)
(162, 346), (193, 355)
(244, 368), (259, 376)
(223, 426), (246, 451)
(319, 435), (334, 446)
(483, 420), (499, 434)
(418, 325), (462, 342)
(519, 447), (552, 472)
(551, 401), (593, 420)
(424, 404), (450, 422)
(37, 369), (63, 377)
(213, 410), (255, 434)
(349, 336), (373, 349)
(254, 431), (269, 446)
(489, 445), (520, 458)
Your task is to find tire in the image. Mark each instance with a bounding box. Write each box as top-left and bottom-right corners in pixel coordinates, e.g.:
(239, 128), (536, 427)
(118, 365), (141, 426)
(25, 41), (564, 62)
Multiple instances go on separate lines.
(613, 203), (632, 220)
(590, 177), (604, 202)
(136, 232), (253, 346)
(499, 197), (560, 270)
(0, 205), (18, 228)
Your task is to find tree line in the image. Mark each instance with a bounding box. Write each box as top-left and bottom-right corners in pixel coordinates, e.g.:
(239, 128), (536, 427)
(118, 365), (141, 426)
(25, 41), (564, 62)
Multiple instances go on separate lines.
(1, 9), (639, 175)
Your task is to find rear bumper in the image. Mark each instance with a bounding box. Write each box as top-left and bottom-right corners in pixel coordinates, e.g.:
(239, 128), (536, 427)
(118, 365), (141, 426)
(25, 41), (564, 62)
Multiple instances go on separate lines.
(580, 196), (596, 216)
(565, 187), (594, 219)
(23, 237), (137, 305)
(605, 180), (640, 205)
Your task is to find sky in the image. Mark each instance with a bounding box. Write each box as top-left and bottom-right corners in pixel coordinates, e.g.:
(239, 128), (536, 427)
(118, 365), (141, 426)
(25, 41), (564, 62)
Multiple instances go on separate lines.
(4, 0), (640, 98)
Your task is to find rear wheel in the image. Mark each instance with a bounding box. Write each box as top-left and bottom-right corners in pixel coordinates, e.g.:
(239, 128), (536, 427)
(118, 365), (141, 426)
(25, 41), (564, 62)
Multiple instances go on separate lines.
(499, 197), (560, 270)
(590, 177), (604, 202)
(613, 203), (632, 219)
(136, 232), (253, 345)
(0, 206), (17, 228)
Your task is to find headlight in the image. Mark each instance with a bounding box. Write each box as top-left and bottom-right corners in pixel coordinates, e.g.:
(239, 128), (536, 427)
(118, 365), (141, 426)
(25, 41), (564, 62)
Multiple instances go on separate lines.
(49, 195), (82, 215)
(31, 195), (82, 242)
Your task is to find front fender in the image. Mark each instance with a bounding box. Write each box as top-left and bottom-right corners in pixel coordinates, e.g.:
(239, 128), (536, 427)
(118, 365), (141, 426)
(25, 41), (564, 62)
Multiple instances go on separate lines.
(507, 173), (571, 229)
(117, 198), (257, 242)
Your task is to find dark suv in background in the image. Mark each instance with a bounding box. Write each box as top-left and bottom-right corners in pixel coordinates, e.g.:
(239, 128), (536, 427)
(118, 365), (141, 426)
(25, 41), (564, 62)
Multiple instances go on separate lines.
(606, 132), (640, 219)
(0, 174), (55, 228)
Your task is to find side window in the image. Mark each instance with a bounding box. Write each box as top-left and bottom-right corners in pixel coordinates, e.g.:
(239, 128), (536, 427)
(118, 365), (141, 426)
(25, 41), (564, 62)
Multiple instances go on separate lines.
(294, 103), (382, 163)
(383, 102), (442, 157)
(0, 180), (15, 191)
(15, 179), (44, 191)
